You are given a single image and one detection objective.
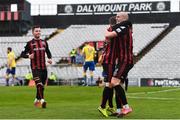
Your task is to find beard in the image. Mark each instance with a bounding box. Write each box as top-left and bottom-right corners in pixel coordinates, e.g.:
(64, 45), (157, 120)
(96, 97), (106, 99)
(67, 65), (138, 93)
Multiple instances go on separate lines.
(35, 35), (40, 39)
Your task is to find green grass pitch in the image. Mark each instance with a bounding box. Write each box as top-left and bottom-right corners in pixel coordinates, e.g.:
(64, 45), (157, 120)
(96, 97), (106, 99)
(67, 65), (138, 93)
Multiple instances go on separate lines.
(0, 86), (180, 119)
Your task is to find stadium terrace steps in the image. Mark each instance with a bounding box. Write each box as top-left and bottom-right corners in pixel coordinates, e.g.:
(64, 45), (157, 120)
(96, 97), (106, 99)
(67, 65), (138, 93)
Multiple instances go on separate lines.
(48, 24), (169, 62)
(129, 25), (180, 78)
(0, 24), (175, 84)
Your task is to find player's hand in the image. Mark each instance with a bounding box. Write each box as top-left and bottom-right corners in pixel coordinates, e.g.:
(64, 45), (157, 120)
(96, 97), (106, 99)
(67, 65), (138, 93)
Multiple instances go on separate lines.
(29, 53), (34, 59)
(111, 77), (121, 86)
(105, 30), (109, 37)
(109, 83), (113, 88)
(47, 59), (52, 64)
(105, 30), (117, 38)
(98, 55), (103, 63)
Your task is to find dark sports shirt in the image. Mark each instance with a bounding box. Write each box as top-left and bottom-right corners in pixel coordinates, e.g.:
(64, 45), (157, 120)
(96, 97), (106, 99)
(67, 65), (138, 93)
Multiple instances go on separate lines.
(21, 39), (52, 70)
(102, 27), (117, 64)
(113, 21), (133, 64)
(112, 21), (133, 78)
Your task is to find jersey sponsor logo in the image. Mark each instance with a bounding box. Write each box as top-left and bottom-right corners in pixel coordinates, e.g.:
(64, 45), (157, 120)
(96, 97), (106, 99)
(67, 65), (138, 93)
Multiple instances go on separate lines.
(33, 47), (45, 51)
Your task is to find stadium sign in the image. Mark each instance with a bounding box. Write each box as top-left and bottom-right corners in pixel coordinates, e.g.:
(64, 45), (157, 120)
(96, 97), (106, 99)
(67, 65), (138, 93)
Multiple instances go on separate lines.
(57, 1), (170, 15)
(140, 78), (180, 87)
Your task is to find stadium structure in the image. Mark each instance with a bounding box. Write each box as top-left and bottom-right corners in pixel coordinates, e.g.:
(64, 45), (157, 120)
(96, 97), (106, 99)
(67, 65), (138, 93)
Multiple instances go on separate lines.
(0, 0), (180, 87)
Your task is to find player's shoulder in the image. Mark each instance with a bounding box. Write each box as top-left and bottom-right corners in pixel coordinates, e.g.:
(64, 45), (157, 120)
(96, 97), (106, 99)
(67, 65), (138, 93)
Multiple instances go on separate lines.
(27, 39), (34, 44)
(112, 20), (132, 30)
(118, 20), (132, 27)
(11, 51), (15, 55)
(8, 51), (14, 57)
(41, 39), (47, 42)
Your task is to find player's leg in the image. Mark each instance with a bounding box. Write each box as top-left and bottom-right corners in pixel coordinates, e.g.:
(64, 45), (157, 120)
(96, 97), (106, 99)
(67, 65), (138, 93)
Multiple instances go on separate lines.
(98, 64), (115, 117)
(106, 64), (116, 114)
(112, 62), (128, 106)
(73, 56), (76, 64)
(11, 67), (16, 86)
(71, 57), (73, 64)
(40, 69), (47, 108)
(32, 69), (44, 108)
(98, 64), (109, 117)
(83, 62), (88, 86)
(5, 68), (10, 86)
(33, 76), (42, 108)
(123, 64), (133, 91)
(89, 61), (95, 85)
(111, 92), (123, 117)
(111, 77), (132, 115)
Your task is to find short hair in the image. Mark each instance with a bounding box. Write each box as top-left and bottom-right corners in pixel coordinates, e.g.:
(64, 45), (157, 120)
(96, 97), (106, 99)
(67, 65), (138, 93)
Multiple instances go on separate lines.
(32, 25), (40, 32)
(7, 47), (12, 52)
(109, 16), (116, 26)
(116, 12), (129, 20)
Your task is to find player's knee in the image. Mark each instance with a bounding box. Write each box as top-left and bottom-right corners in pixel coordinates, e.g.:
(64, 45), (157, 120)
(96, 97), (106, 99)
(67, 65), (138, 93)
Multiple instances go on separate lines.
(34, 77), (41, 84)
(37, 82), (43, 87)
(5, 75), (9, 79)
(111, 79), (120, 87)
(83, 72), (86, 76)
(90, 72), (93, 76)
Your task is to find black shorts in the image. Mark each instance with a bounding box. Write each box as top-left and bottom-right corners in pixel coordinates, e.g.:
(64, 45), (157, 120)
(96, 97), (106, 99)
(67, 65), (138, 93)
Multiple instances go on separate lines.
(102, 63), (115, 83)
(32, 69), (47, 85)
(121, 64), (133, 83)
(123, 64), (133, 78)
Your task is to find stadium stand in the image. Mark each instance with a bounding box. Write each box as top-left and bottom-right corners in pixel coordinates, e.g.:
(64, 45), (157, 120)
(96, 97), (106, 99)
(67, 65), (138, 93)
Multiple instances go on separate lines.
(0, 23), (172, 85)
(133, 23), (169, 55)
(48, 23), (169, 61)
(48, 25), (108, 61)
(129, 25), (180, 79)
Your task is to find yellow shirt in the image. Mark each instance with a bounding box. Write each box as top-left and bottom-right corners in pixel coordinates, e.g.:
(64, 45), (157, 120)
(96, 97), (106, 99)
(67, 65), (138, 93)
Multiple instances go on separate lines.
(7, 51), (16, 68)
(82, 45), (95, 62)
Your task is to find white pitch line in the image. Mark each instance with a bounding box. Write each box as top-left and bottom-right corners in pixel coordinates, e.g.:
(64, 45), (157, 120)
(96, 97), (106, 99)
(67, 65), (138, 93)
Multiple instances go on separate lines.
(127, 96), (180, 101)
(127, 87), (180, 95)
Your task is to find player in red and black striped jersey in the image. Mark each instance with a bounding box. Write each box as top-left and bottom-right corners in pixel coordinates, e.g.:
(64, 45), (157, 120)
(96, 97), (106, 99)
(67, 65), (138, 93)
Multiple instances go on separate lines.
(98, 16), (117, 116)
(113, 20), (133, 91)
(99, 14), (133, 117)
(98, 16), (117, 117)
(105, 12), (133, 116)
(21, 25), (52, 108)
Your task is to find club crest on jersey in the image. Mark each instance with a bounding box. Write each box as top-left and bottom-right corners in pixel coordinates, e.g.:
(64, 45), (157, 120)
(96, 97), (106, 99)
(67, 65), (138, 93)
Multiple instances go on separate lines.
(116, 28), (122, 33)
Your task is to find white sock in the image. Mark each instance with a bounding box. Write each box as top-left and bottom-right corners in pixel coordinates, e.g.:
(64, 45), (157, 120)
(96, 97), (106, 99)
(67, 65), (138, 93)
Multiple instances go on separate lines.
(123, 104), (129, 109)
(117, 108), (121, 113)
(34, 98), (38, 103)
(40, 99), (45, 104)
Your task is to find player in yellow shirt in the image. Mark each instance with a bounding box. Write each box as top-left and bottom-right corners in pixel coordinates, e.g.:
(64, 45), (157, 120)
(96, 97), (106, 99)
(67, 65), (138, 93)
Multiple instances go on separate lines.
(82, 43), (96, 86)
(5, 47), (16, 86)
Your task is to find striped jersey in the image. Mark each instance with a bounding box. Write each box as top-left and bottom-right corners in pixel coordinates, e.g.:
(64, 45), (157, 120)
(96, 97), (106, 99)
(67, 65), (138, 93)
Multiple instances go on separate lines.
(102, 26), (117, 64)
(21, 39), (52, 70)
(113, 20), (133, 78)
